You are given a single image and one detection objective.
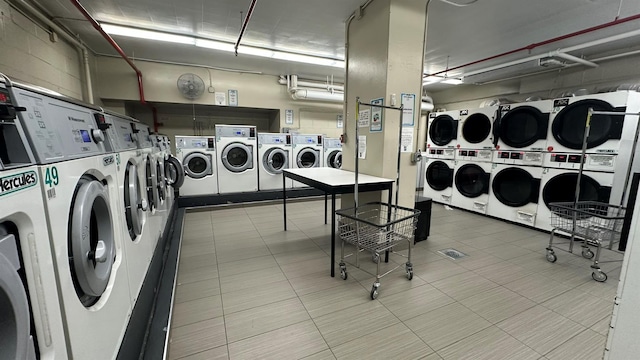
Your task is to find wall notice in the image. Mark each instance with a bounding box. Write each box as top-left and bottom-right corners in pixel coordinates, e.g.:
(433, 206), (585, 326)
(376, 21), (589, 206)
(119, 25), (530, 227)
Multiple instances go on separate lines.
(285, 109), (294, 125)
(401, 93), (415, 126)
(228, 90), (238, 106)
(337, 114), (344, 128)
(358, 135), (367, 159)
(358, 109), (370, 128)
(401, 127), (414, 152)
(370, 98), (383, 132)
(215, 92), (227, 106)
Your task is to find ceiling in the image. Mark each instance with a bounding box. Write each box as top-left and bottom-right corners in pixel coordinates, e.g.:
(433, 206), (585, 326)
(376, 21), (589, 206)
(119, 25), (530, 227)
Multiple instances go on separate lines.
(33, 0), (640, 88)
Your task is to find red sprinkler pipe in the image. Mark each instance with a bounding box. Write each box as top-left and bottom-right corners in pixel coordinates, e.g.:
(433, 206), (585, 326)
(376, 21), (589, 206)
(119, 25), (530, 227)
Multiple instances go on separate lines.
(426, 12), (640, 77)
(235, 0), (258, 55)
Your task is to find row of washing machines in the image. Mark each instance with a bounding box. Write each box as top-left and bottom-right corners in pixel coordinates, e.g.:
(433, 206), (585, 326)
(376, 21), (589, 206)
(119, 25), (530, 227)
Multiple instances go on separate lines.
(175, 130), (343, 196)
(422, 90), (640, 232)
(0, 75), (184, 359)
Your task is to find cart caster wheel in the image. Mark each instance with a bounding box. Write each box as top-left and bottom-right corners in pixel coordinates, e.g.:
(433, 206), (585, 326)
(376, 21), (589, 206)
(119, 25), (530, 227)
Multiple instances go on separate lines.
(406, 269), (414, 280)
(546, 252), (557, 263)
(370, 286), (379, 300)
(372, 253), (380, 263)
(582, 249), (595, 259)
(340, 269), (348, 280)
(592, 271), (608, 282)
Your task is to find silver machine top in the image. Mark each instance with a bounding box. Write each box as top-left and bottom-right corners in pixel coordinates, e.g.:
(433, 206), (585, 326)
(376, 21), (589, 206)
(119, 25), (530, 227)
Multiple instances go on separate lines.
(293, 134), (323, 145)
(258, 133), (291, 146)
(215, 125), (256, 139)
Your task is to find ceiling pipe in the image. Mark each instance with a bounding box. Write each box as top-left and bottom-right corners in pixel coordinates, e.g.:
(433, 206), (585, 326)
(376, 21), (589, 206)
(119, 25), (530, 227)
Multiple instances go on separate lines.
(425, 12), (640, 78)
(235, 0), (258, 56)
(291, 89), (343, 102)
(278, 75), (344, 92)
(554, 52), (598, 67)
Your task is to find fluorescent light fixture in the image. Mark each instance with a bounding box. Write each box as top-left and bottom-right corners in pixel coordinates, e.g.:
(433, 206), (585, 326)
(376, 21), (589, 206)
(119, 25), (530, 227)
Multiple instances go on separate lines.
(422, 76), (444, 85)
(441, 78), (464, 85)
(101, 23), (195, 45)
(102, 23), (344, 68)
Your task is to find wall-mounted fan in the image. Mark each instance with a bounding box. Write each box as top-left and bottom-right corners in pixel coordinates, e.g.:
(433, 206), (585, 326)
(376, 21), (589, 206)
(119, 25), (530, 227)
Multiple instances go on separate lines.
(177, 73), (205, 99)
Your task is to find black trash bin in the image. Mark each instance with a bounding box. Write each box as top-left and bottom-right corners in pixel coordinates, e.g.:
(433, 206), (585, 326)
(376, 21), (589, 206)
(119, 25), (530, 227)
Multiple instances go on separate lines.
(414, 196), (432, 243)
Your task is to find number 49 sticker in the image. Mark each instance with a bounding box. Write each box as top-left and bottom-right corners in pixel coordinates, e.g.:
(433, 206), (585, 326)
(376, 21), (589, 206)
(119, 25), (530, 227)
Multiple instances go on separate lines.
(44, 166), (59, 188)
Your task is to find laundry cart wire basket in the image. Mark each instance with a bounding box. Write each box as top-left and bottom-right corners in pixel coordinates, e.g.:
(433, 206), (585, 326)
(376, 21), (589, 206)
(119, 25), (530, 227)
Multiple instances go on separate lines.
(545, 201), (626, 282)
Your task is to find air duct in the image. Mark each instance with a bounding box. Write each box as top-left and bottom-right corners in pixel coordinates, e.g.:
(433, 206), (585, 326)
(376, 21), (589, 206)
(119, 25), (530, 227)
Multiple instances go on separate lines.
(291, 89), (343, 102)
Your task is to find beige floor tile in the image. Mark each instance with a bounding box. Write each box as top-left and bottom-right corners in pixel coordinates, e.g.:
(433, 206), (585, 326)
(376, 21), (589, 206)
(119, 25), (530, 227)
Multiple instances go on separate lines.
(299, 282), (370, 318)
(431, 272), (500, 301)
(172, 295), (223, 328)
(438, 326), (540, 360)
(180, 242), (215, 258)
(590, 315), (612, 336)
(413, 258), (469, 283)
(288, 270), (360, 296)
(378, 284), (455, 321)
(356, 269), (427, 295)
(541, 288), (614, 328)
(227, 320), (328, 360)
(177, 264), (219, 284)
(175, 278), (221, 303)
(460, 286), (536, 324)
(169, 317), (226, 359)
(216, 255), (278, 278)
(221, 280), (297, 314)
(267, 238), (322, 255)
(497, 306), (586, 355)
(473, 261), (534, 285)
(404, 302), (492, 351)
(273, 248), (329, 266)
(574, 279), (618, 302)
(280, 256), (332, 279)
(216, 245), (273, 264)
(484, 243), (535, 260)
(177, 253), (218, 272)
(225, 298), (310, 343)
(503, 274), (573, 304)
(314, 301), (400, 348)
(456, 252), (506, 271)
(219, 266), (286, 293)
(545, 329), (605, 360)
(330, 323), (433, 360)
(170, 345), (228, 360)
(300, 349), (336, 360)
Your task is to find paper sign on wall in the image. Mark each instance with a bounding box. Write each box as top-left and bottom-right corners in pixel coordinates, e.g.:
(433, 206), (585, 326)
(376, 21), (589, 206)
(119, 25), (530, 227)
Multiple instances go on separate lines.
(370, 98), (383, 132)
(228, 90), (238, 106)
(401, 127), (414, 152)
(337, 114), (344, 128)
(401, 93), (415, 126)
(358, 135), (367, 159)
(358, 109), (370, 128)
(285, 109), (294, 125)
(215, 92), (227, 106)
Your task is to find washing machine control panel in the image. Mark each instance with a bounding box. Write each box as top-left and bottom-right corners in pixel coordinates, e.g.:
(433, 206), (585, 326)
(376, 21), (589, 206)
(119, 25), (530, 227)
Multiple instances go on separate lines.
(258, 133), (290, 146)
(293, 135), (323, 146)
(493, 151), (544, 166)
(323, 138), (342, 150)
(103, 115), (138, 152)
(216, 126), (256, 139)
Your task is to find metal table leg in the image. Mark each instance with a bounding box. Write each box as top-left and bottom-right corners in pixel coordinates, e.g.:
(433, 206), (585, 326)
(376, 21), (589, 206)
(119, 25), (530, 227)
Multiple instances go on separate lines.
(325, 192), (328, 224)
(283, 174), (287, 231)
(385, 185), (393, 263)
(331, 192), (336, 277)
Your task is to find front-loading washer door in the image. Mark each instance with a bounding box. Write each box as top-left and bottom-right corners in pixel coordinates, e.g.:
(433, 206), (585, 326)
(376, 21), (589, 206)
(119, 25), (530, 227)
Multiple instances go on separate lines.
(498, 106), (549, 148)
(552, 99), (625, 150)
(222, 143), (253, 173)
(542, 173), (611, 219)
(165, 155), (185, 189)
(455, 164), (490, 198)
(0, 232), (35, 360)
(156, 158), (166, 204)
(492, 167), (540, 207)
(145, 155), (158, 211)
(184, 152), (213, 178)
(297, 148), (319, 168)
(429, 115), (458, 146)
(327, 150), (342, 169)
(263, 148), (288, 174)
(124, 162), (145, 239)
(426, 161), (453, 191)
(69, 175), (115, 306)
(462, 113), (492, 144)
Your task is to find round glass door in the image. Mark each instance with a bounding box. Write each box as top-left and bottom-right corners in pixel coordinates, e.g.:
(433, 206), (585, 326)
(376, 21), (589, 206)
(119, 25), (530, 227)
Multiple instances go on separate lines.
(145, 155), (158, 212)
(552, 99), (622, 149)
(222, 143), (253, 172)
(183, 152), (212, 179)
(165, 156), (185, 188)
(156, 159), (166, 204)
(542, 173), (609, 219)
(327, 150), (342, 169)
(124, 162), (145, 240)
(69, 175), (115, 307)
(492, 167), (538, 207)
(263, 148), (288, 174)
(429, 115), (457, 146)
(297, 148), (318, 168)
(426, 161), (453, 191)
(499, 106), (546, 148)
(462, 113), (492, 144)
(455, 164), (489, 198)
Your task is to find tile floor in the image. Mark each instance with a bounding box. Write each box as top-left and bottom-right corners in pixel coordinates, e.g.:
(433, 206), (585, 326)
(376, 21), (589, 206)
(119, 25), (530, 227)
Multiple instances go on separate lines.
(168, 198), (621, 360)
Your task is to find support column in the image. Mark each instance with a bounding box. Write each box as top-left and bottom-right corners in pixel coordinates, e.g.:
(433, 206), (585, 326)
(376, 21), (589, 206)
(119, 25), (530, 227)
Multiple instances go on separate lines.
(342, 0), (428, 209)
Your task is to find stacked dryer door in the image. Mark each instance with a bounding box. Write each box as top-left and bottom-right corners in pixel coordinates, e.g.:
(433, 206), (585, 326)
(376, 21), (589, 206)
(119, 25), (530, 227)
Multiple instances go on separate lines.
(487, 163), (543, 227)
(292, 134), (324, 188)
(426, 110), (459, 159)
(457, 106), (497, 150)
(258, 133), (292, 190)
(423, 158), (455, 205)
(324, 137), (342, 169)
(453, 151), (493, 214)
(176, 136), (218, 196)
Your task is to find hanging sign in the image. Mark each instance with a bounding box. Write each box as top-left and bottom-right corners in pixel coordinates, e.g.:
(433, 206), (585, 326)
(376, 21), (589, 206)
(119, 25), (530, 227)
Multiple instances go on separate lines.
(401, 127), (414, 152)
(228, 90), (238, 106)
(285, 109), (294, 125)
(358, 109), (370, 128)
(358, 135), (367, 159)
(401, 93), (415, 126)
(370, 98), (383, 132)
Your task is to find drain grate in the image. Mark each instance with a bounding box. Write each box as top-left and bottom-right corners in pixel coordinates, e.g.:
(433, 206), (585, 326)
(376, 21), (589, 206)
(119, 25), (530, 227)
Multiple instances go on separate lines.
(438, 248), (468, 260)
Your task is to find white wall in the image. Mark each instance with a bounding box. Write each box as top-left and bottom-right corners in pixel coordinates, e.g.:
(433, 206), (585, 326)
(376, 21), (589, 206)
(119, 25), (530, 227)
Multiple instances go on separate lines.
(0, 0), (85, 99)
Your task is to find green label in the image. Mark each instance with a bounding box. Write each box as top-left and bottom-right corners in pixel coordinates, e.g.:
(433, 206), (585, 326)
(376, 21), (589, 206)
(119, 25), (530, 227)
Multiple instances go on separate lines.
(44, 166), (59, 188)
(0, 170), (38, 197)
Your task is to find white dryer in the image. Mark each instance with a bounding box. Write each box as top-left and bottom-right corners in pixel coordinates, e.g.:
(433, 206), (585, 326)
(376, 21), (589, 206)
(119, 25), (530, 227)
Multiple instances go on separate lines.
(457, 106), (498, 150)
(9, 80), (132, 359)
(0, 85), (69, 359)
(536, 167), (614, 232)
(292, 134), (324, 188)
(215, 125), (258, 193)
(426, 110), (459, 159)
(452, 160), (492, 214)
(176, 135), (219, 196)
(493, 99), (553, 154)
(257, 133), (292, 190)
(324, 137), (342, 169)
(487, 163), (544, 227)
(423, 158), (455, 205)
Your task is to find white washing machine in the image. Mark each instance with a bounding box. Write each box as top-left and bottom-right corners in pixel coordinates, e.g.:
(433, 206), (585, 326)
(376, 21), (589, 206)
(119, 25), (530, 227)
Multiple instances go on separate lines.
(215, 125), (258, 193)
(292, 134), (324, 188)
(494, 99), (553, 153)
(9, 80), (132, 359)
(176, 135), (219, 196)
(543, 91), (640, 172)
(257, 133), (293, 190)
(423, 158), (455, 205)
(0, 84), (69, 359)
(452, 160), (492, 214)
(457, 106), (498, 150)
(536, 167), (614, 232)
(426, 110), (459, 159)
(487, 163), (544, 227)
(163, 136), (184, 201)
(152, 134), (168, 226)
(324, 137), (342, 169)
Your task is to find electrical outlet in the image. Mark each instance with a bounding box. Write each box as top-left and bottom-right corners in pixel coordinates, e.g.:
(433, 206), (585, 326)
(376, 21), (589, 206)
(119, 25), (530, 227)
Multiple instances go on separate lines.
(390, 94), (397, 106)
(208, 86), (215, 93)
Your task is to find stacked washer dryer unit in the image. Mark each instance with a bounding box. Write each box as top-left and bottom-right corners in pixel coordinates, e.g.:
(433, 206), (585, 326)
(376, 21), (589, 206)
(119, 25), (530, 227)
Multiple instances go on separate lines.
(216, 125), (258, 193)
(291, 134), (324, 187)
(0, 79), (69, 359)
(257, 133), (293, 190)
(175, 135), (219, 196)
(452, 106), (497, 214)
(7, 78), (132, 359)
(487, 100), (552, 227)
(323, 137), (342, 169)
(423, 110), (459, 205)
(536, 91), (640, 232)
